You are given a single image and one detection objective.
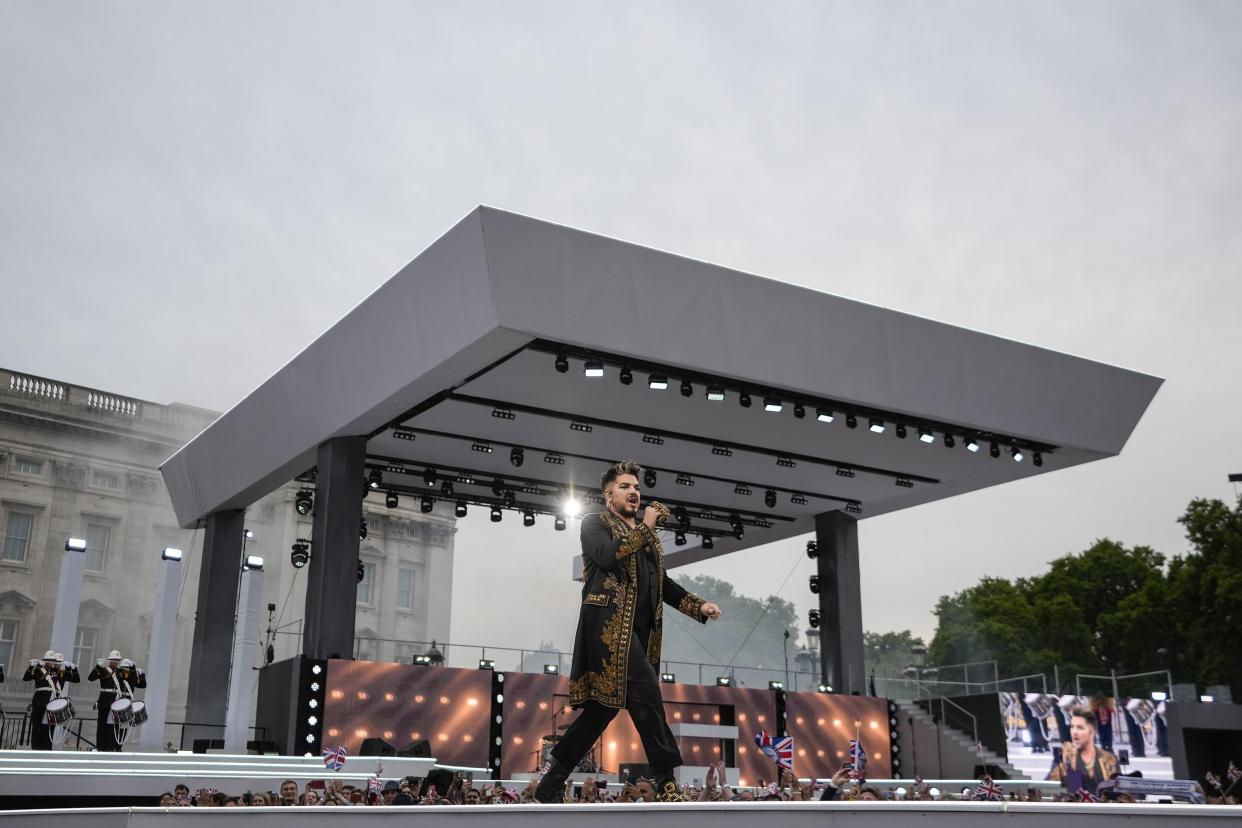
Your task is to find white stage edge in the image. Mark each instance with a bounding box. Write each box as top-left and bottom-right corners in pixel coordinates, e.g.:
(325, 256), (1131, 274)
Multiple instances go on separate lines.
(0, 802), (1238, 827)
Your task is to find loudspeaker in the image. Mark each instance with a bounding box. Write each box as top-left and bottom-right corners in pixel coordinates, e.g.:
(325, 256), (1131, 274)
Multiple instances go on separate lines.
(398, 739), (432, 757)
(360, 737), (396, 756)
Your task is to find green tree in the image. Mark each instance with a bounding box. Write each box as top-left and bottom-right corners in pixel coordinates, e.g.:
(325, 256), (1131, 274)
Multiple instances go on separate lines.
(662, 574), (798, 677)
(864, 629), (925, 678)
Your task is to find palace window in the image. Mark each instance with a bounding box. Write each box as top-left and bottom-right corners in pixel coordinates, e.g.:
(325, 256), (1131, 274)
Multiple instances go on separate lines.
(2, 511), (33, 563)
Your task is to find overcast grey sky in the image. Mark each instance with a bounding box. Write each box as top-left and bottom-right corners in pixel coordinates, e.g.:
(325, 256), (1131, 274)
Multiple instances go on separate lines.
(3, 1), (1239, 658)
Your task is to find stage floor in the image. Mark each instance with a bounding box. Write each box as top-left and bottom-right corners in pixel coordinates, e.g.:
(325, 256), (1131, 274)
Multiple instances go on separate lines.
(0, 802), (1237, 827)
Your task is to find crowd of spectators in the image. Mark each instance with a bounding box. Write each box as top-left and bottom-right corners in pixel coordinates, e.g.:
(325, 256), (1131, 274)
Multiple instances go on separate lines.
(148, 763), (1239, 807)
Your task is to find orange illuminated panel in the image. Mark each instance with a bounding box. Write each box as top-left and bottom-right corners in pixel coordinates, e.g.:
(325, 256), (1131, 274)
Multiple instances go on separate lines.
(323, 660), (490, 767)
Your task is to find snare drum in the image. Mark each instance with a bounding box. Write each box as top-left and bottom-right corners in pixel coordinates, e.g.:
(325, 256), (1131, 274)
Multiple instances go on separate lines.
(45, 697), (75, 726)
(109, 699), (133, 726)
(129, 700), (148, 726)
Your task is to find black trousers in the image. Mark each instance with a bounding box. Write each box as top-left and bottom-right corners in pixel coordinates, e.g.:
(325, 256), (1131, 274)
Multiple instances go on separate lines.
(552, 634), (682, 775)
(29, 697), (52, 750)
(96, 695), (122, 752)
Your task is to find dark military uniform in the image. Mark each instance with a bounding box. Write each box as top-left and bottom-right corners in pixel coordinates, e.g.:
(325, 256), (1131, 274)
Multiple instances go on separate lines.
(88, 662), (125, 751)
(543, 510), (706, 793)
(22, 662), (62, 750)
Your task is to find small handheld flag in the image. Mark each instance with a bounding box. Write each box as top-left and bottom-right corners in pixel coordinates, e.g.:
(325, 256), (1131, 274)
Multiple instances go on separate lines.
(974, 777), (1003, 801)
(1227, 761), (1241, 784)
(322, 745), (347, 771)
(847, 738), (867, 780)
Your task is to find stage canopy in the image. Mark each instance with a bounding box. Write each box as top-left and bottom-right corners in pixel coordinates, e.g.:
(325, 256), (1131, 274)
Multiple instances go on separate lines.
(162, 206), (1161, 565)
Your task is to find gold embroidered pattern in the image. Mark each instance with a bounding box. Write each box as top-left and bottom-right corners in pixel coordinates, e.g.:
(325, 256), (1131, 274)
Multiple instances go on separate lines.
(677, 592), (706, 619)
(583, 593), (609, 607)
(569, 511), (639, 709)
(616, 526), (646, 559)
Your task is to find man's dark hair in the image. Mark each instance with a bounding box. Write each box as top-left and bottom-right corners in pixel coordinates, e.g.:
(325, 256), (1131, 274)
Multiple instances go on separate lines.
(601, 460), (642, 491)
(1069, 706), (1097, 729)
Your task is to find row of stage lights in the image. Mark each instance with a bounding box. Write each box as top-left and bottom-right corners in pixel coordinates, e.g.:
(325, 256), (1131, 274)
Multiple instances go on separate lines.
(555, 352), (1045, 466)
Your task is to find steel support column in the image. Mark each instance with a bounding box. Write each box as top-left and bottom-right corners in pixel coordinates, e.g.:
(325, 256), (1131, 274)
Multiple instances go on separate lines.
(815, 511), (865, 695)
(302, 436), (366, 659)
(185, 508), (246, 747)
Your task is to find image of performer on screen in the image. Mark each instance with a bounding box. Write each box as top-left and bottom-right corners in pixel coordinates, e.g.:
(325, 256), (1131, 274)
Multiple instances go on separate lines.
(534, 460), (721, 803)
(1047, 706), (1117, 797)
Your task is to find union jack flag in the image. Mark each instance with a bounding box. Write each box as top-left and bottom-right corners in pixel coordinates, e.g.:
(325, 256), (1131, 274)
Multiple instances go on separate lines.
(847, 738), (867, 779)
(753, 731), (795, 769)
(1076, 788), (1099, 803)
(973, 777), (1003, 801)
(367, 777), (382, 795)
(323, 745), (347, 771)
(1206, 771), (1223, 790)
(1228, 762), (1241, 784)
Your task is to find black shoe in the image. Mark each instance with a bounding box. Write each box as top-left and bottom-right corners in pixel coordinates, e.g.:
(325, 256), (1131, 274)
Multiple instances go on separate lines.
(533, 762), (572, 804)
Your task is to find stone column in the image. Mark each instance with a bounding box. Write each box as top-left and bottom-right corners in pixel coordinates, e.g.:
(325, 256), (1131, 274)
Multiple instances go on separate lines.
(815, 511), (866, 695)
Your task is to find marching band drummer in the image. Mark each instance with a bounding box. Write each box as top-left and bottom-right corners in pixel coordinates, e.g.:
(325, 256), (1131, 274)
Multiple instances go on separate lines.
(118, 657), (147, 697)
(22, 650), (66, 750)
(88, 650), (126, 751)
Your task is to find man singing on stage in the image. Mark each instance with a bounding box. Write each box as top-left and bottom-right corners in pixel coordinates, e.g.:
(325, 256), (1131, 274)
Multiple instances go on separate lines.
(535, 460), (721, 803)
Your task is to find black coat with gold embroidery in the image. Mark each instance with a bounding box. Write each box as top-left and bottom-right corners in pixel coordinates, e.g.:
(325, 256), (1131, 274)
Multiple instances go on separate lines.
(568, 511), (706, 709)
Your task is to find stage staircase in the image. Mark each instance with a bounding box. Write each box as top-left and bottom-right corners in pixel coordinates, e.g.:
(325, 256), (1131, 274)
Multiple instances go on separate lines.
(894, 699), (1027, 781)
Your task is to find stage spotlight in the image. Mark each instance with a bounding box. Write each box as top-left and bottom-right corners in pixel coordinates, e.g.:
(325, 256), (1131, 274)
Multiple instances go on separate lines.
(161, 547), (183, 562)
(806, 540), (818, 559)
(1010, 447), (1024, 463)
(763, 397), (783, 413)
(817, 684), (832, 693)
(816, 407), (834, 423)
(503, 490), (516, 508)
(716, 676), (732, 687)
(368, 469), (382, 490)
(244, 528), (254, 539)
(701, 535), (714, 550)
(544, 452), (565, 465)
(846, 413), (858, 429)
(543, 664), (559, 675)
(509, 447), (524, 467)
(455, 499), (467, 518)
(359, 520), (368, 540)
(734, 484), (752, 496)
(1033, 451), (1043, 467)
(808, 609), (820, 628)
(793, 403), (805, 419)
(809, 574), (819, 594)
(472, 440), (494, 453)
(423, 468), (437, 487)
(895, 423), (907, 439)
(868, 418), (885, 434)
(836, 466), (855, 478)
(706, 384), (725, 401)
(711, 445), (733, 457)
(776, 456), (796, 468)
(661, 673), (676, 684)
(919, 429), (935, 443)
(966, 438), (980, 453)
(66, 537), (87, 552)
(944, 433), (956, 448)
(680, 379), (693, 397)
(674, 505), (688, 527)
(555, 353), (569, 373)
(569, 421), (592, 433)
(386, 491), (399, 509)
(295, 489), (314, 515)
(619, 365), (633, 385)
(644, 468), (657, 488)
(895, 477), (914, 488)
(479, 659), (495, 670)
(416, 496), (431, 514)
(648, 374), (668, 390)
(765, 489), (777, 508)
(491, 478), (505, 497)
(845, 503), (862, 514)
(490, 506), (502, 523)
(1150, 691), (1168, 701)
(729, 512), (743, 533)
(413, 655), (432, 665)
(739, 391), (752, 408)
(356, 561), (365, 583)
(392, 427), (417, 441)
(584, 360), (604, 378)
(243, 555), (264, 572)
(491, 406), (515, 420)
(674, 531), (686, 546)
(676, 473), (694, 486)
(990, 442), (1000, 458)
(769, 681), (784, 691)
(290, 542), (309, 569)
(554, 516), (567, 531)
(523, 510), (535, 527)
(440, 480), (454, 497)
(791, 494), (808, 505)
